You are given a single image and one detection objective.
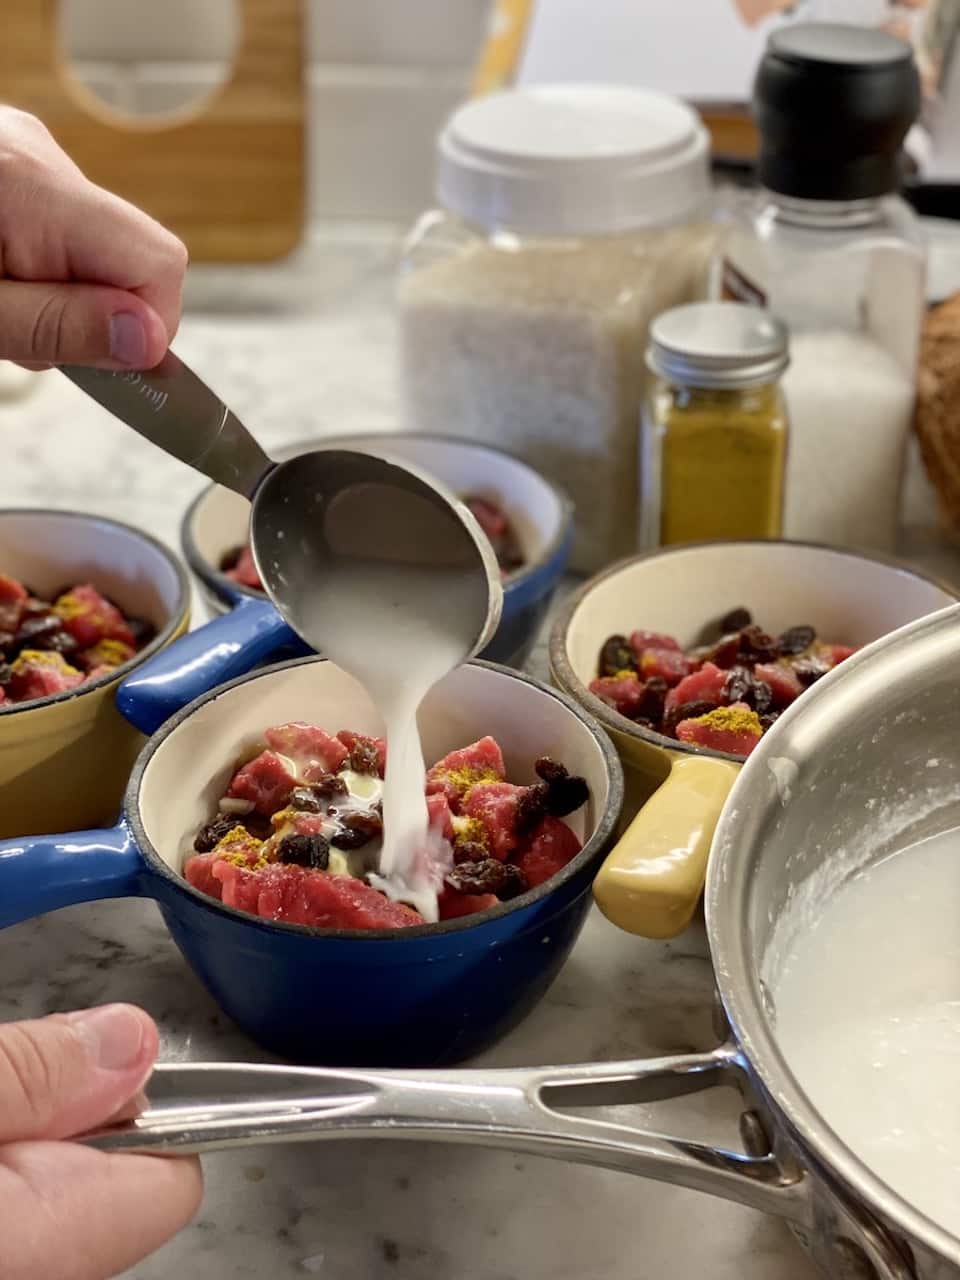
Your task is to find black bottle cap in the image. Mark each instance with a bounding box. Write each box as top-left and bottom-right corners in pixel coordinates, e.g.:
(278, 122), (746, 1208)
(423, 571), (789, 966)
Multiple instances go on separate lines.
(753, 23), (921, 201)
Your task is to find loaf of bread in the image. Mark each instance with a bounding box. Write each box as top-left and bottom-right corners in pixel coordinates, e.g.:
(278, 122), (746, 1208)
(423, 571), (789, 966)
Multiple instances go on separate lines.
(914, 292), (960, 531)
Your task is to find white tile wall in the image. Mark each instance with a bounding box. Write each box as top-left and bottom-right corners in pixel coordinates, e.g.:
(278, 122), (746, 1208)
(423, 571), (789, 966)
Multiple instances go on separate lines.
(59, 0), (492, 222)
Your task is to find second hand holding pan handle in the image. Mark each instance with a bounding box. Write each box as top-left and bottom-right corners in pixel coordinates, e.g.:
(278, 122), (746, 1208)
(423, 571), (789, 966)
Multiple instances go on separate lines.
(77, 1055), (806, 1222)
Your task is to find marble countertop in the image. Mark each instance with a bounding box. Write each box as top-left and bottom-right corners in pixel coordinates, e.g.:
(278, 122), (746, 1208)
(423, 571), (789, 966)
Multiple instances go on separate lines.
(2, 222), (960, 1280)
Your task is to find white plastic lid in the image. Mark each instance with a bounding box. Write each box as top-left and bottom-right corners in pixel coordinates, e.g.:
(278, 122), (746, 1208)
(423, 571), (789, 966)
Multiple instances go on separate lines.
(436, 84), (711, 236)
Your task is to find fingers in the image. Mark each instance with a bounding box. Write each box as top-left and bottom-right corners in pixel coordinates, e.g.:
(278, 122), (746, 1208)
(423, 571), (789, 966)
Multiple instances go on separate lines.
(0, 1141), (203, 1280)
(60, 182), (188, 345)
(0, 1005), (158, 1143)
(0, 106), (188, 350)
(0, 282), (170, 368)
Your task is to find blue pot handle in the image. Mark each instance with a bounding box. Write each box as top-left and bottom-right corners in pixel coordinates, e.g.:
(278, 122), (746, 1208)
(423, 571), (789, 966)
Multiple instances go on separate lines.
(0, 824), (145, 929)
(117, 595), (303, 735)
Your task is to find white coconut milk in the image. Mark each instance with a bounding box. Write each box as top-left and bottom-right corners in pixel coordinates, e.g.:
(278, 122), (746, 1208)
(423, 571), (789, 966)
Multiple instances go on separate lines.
(772, 827), (960, 1234)
(301, 561), (481, 923)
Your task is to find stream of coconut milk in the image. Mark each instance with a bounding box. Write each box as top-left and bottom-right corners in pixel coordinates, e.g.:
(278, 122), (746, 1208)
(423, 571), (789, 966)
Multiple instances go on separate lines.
(772, 826), (960, 1234)
(300, 560), (482, 923)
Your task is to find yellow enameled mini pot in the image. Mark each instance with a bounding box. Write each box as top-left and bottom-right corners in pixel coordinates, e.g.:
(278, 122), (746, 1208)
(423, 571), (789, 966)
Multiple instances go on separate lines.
(0, 510), (189, 837)
(550, 540), (957, 939)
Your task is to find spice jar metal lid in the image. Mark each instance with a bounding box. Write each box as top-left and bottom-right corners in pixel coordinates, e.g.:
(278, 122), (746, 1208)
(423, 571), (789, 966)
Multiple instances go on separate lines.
(436, 84), (710, 236)
(647, 302), (789, 389)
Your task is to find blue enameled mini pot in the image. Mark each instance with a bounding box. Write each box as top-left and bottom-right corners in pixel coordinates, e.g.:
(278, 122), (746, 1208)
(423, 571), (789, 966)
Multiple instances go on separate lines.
(0, 657), (622, 1067)
(127, 434), (574, 738)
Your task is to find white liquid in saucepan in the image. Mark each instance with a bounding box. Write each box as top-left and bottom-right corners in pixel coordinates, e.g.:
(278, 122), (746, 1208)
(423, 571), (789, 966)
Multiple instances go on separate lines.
(772, 827), (960, 1234)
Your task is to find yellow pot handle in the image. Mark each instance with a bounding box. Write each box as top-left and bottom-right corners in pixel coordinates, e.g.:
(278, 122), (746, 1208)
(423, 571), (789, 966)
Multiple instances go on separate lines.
(593, 755), (740, 940)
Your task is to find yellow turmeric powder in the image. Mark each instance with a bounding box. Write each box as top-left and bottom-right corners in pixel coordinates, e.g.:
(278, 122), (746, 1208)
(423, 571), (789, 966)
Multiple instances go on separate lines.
(211, 825), (267, 869)
(11, 648), (81, 678)
(438, 765), (501, 803)
(687, 705), (762, 737)
(649, 382), (787, 546)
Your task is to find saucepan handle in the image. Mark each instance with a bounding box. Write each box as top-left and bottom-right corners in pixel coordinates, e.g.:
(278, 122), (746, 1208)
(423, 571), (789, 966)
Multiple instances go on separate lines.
(80, 1050), (917, 1279)
(81, 1048), (804, 1215)
(116, 595), (304, 735)
(592, 755), (741, 939)
(0, 823), (144, 928)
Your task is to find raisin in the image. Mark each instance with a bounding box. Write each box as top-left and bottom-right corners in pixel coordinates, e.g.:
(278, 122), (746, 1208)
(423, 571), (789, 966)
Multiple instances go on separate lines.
(447, 859), (529, 900)
(244, 812), (274, 842)
(664, 698), (716, 735)
(12, 614), (62, 652)
(514, 783), (549, 836)
(446, 858), (499, 894)
(777, 625), (816, 657)
(497, 863), (529, 900)
(637, 676), (668, 726)
(737, 625), (778, 665)
(348, 740), (381, 776)
(310, 773), (348, 801)
(36, 629), (79, 657)
(496, 539), (525, 575)
(598, 634), (635, 678)
(702, 633), (742, 669)
(749, 679), (773, 716)
(331, 811), (383, 850)
(723, 665), (773, 716)
(534, 757), (566, 786)
(720, 607), (752, 634)
(723, 665), (750, 705)
(534, 757), (589, 817)
(219, 546), (242, 573)
(289, 787), (322, 813)
(453, 839), (490, 865)
(194, 814), (241, 853)
(277, 832), (330, 870)
(446, 858), (509, 896)
(20, 598), (51, 617)
(793, 659), (830, 688)
(125, 616), (156, 648)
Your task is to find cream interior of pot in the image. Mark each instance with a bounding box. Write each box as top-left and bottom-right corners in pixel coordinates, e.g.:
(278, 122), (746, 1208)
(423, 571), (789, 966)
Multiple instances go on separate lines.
(0, 510), (182, 628)
(138, 659), (613, 884)
(708, 604), (960, 1255)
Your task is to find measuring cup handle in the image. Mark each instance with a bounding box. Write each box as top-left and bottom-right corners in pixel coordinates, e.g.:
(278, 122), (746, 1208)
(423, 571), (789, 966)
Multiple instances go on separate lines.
(61, 351), (272, 497)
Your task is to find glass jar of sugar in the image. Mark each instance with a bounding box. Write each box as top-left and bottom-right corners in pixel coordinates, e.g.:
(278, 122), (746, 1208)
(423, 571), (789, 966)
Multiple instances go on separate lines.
(397, 85), (717, 573)
(720, 24), (927, 554)
(640, 302), (789, 549)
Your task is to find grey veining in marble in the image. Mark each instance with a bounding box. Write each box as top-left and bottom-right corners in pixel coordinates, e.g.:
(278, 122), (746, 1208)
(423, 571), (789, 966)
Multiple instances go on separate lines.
(2, 222), (960, 1279)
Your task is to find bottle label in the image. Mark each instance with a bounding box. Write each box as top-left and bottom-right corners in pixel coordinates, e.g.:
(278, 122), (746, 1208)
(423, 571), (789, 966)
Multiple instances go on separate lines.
(721, 258), (767, 307)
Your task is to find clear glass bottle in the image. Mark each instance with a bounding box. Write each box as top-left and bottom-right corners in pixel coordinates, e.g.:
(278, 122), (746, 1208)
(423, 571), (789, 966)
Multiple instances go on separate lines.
(398, 85), (718, 573)
(641, 303), (789, 548)
(720, 24), (926, 554)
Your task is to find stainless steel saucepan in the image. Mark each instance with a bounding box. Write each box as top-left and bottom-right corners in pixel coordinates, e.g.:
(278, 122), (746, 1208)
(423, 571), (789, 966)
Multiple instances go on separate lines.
(82, 605), (960, 1280)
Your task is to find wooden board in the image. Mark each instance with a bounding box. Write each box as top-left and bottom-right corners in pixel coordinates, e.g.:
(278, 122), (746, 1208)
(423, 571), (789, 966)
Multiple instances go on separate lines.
(0, 0), (306, 262)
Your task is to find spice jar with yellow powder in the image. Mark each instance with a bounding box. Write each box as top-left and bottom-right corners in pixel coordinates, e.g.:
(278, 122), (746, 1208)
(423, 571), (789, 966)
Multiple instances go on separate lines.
(640, 302), (789, 548)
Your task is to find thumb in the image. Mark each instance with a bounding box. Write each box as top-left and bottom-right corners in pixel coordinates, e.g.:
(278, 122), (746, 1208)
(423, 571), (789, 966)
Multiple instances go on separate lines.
(0, 281), (169, 369)
(0, 1005), (158, 1143)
